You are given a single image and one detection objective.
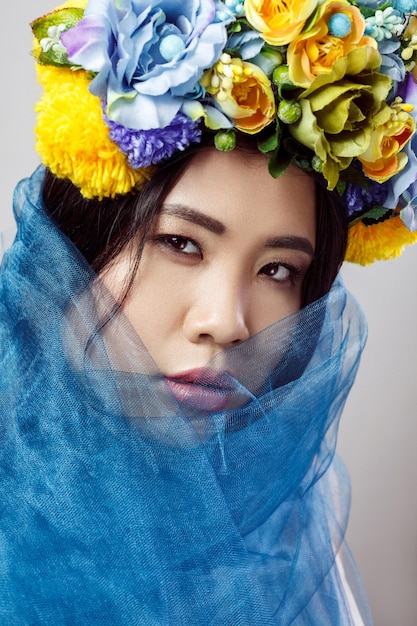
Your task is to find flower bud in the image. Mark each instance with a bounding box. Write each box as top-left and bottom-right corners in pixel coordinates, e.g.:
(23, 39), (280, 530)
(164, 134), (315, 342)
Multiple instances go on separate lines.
(214, 130), (237, 151)
(272, 65), (291, 86)
(311, 155), (324, 173)
(278, 100), (302, 124)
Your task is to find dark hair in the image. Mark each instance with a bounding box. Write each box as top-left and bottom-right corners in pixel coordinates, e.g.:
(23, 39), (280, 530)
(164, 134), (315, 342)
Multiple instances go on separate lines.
(42, 135), (348, 307)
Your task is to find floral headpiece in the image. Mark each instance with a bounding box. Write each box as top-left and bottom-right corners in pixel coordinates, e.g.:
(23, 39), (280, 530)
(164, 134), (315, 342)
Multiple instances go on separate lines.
(32, 0), (417, 264)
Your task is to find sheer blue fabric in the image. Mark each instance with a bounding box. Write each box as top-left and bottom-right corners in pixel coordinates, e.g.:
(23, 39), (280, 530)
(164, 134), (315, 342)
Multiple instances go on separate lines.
(0, 167), (373, 625)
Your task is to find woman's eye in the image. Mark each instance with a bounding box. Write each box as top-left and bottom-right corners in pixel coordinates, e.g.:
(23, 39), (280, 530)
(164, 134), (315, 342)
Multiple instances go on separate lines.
(159, 235), (201, 256)
(259, 262), (292, 282)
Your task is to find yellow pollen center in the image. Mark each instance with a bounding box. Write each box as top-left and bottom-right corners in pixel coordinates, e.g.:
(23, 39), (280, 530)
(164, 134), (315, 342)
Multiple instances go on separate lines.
(262, 0), (289, 17)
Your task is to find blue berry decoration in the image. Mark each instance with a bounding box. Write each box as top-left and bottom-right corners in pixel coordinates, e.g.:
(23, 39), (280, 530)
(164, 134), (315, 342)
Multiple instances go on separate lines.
(328, 13), (352, 38)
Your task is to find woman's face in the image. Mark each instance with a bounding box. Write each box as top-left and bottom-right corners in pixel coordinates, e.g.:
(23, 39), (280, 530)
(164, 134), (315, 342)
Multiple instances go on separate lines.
(102, 148), (316, 405)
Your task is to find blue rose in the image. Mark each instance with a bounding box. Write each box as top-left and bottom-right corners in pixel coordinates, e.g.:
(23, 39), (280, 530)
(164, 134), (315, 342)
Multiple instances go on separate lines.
(61, 0), (233, 130)
(400, 180), (417, 231)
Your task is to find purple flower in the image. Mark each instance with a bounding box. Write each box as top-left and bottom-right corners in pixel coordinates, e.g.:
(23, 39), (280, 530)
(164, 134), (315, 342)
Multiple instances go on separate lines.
(61, 0), (233, 131)
(342, 180), (389, 218)
(106, 112), (202, 167)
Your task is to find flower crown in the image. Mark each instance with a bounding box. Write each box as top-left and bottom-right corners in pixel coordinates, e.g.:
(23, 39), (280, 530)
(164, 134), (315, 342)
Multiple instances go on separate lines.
(32, 0), (417, 264)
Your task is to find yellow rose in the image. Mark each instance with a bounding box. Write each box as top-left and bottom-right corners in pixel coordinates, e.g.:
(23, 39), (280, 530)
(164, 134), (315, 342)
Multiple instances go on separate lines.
(289, 47), (391, 189)
(402, 15), (417, 78)
(358, 101), (416, 183)
(404, 15), (417, 40)
(287, 0), (378, 87)
(245, 0), (318, 46)
(201, 55), (276, 134)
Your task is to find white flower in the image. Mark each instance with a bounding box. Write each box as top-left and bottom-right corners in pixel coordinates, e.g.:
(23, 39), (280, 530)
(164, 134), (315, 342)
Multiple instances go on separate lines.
(40, 24), (67, 55)
(365, 8), (404, 42)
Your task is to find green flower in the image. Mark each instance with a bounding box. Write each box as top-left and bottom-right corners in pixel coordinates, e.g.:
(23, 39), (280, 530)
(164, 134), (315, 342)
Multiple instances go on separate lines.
(289, 47), (392, 189)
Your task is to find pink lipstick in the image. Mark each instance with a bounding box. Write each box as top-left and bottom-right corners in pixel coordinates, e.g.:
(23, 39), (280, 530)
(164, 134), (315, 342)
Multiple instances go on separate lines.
(165, 368), (235, 412)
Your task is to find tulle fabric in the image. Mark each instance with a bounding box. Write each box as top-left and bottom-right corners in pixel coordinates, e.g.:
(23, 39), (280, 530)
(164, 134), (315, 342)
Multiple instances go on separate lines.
(0, 166), (373, 625)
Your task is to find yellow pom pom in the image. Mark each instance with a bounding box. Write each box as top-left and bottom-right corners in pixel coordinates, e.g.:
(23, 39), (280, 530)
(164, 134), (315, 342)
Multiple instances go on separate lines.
(57, 0), (87, 7)
(35, 65), (155, 198)
(346, 216), (417, 265)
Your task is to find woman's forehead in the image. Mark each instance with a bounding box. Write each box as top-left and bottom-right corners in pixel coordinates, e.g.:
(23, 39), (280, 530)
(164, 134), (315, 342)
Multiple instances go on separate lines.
(163, 148), (316, 241)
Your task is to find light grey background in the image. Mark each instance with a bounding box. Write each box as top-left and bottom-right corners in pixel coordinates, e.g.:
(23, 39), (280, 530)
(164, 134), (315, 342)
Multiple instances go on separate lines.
(1, 3), (416, 625)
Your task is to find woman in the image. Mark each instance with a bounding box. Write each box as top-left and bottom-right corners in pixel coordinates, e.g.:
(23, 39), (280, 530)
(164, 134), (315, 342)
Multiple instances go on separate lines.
(1, 0), (417, 623)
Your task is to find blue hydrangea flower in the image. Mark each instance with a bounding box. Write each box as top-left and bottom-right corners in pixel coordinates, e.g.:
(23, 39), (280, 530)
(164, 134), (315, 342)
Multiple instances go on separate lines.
(226, 29), (264, 61)
(61, 0), (234, 131)
(225, 28), (283, 76)
(106, 112), (202, 168)
(392, 0), (417, 15)
(378, 37), (406, 86)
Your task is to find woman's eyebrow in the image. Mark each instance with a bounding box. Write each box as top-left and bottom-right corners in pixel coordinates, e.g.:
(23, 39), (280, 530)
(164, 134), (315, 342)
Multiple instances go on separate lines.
(161, 203), (225, 235)
(161, 204), (314, 256)
(265, 236), (314, 257)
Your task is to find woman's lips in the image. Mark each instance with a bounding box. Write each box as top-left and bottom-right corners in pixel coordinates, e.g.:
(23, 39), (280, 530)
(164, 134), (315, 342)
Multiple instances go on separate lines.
(165, 369), (235, 412)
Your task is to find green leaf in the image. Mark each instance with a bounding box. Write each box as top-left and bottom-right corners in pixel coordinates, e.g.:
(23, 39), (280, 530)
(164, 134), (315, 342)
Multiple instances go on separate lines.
(228, 22), (242, 33)
(356, 1), (391, 19)
(349, 205), (393, 227)
(31, 8), (84, 40)
(258, 133), (279, 154)
(32, 8), (85, 68)
(360, 206), (392, 223)
(36, 49), (69, 68)
(336, 179), (347, 195)
(268, 149), (292, 178)
(258, 128), (280, 154)
(339, 164), (372, 188)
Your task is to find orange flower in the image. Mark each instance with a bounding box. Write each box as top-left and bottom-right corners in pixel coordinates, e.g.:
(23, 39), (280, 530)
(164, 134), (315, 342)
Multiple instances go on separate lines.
(358, 101), (415, 183)
(201, 55), (276, 134)
(346, 216), (417, 265)
(245, 0), (318, 46)
(287, 0), (377, 87)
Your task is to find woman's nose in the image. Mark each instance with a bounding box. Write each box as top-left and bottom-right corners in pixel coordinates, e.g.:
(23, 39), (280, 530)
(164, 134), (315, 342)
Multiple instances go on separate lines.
(183, 278), (251, 347)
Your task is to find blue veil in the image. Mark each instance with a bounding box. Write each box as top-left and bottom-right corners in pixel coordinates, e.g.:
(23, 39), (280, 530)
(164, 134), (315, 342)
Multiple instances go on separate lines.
(0, 167), (372, 624)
